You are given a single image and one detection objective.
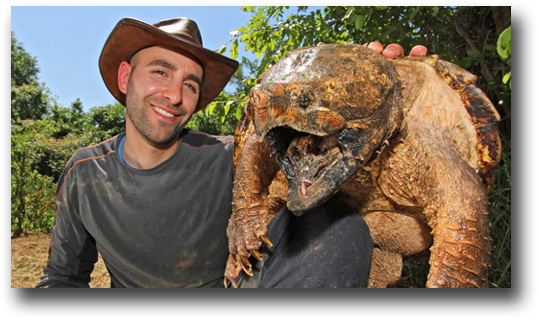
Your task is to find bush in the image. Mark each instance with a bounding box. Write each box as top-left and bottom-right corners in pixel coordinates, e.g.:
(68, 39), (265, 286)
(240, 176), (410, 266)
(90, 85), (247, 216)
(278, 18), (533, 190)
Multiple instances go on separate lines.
(11, 140), (56, 236)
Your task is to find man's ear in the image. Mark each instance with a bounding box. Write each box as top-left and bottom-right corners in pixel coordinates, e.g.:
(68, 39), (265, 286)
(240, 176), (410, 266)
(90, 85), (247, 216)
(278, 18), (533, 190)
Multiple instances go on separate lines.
(118, 61), (132, 94)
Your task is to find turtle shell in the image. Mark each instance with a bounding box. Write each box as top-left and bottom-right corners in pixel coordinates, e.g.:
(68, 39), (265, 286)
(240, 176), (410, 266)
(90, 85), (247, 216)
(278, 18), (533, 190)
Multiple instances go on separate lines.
(403, 55), (502, 192)
(257, 43), (402, 124)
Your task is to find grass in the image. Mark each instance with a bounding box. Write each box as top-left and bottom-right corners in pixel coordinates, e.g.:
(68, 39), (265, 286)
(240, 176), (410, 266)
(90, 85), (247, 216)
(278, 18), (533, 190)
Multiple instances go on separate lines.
(11, 231), (110, 288)
(486, 130), (511, 288)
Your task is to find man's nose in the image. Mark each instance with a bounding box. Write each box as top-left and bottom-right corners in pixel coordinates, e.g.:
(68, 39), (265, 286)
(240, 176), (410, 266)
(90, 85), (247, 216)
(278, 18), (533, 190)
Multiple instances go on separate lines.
(163, 81), (183, 106)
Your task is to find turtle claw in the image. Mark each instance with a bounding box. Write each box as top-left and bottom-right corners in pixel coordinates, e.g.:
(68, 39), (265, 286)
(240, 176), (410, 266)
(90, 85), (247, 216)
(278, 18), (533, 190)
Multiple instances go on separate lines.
(259, 235), (273, 247)
(224, 278), (237, 288)
(225, 253), (245, 288)
(240, 256), (253, 276)
(251, 249), (263, 260)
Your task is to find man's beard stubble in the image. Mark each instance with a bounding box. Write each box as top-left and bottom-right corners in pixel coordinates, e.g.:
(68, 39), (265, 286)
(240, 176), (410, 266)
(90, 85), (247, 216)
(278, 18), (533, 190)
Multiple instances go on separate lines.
(125, 80), (191, 146)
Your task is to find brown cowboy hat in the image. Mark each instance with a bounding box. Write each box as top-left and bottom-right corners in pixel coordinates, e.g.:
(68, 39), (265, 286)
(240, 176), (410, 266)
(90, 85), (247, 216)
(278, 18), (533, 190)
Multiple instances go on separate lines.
(99, 17), (239, 112)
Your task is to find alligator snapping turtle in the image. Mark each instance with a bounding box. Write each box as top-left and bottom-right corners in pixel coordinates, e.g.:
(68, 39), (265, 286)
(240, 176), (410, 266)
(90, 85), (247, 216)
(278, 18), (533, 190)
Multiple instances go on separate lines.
(225, 43), (501, 288)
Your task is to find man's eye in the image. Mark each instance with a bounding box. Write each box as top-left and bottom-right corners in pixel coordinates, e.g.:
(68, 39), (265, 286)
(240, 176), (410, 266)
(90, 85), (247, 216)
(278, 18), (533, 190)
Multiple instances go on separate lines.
(154, 70), (166, 76)
(185, 82), (198, 93)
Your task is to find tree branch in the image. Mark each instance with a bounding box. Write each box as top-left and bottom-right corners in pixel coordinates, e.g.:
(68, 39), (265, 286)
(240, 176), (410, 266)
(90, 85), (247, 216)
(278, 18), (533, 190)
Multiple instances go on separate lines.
(455, 20), (505, 109)
(491, 6), (511, 36)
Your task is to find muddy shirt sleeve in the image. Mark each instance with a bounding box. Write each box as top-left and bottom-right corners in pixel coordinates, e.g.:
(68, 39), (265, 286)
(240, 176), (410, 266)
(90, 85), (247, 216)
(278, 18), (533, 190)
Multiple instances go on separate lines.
(35, 158), (98, 288)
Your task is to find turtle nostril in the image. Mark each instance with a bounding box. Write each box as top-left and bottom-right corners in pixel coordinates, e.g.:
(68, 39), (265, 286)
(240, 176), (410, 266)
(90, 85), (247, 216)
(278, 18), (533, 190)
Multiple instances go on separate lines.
(298, 92), (314, 109)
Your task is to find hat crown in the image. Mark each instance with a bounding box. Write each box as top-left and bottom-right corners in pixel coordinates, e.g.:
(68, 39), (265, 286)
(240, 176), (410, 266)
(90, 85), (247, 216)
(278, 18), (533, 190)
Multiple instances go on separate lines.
(153, 17), (203, 47)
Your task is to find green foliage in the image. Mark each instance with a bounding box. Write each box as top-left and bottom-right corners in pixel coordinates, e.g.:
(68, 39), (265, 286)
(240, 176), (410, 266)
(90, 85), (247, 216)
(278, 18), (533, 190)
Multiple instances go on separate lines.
(11, 31), (39, 87)
(11, 132), (56, 237)
(187, 56), (259, 135)
(11, 32), (52, 122)
(187, 91), (243, 136)
(487, 133), (511, 287)
(11, 100), (127, 235)
(48, 98), (87, 138)
(11, 32), (129, 234)
(231, 6), (457, 73)
(497, 26), (511, 89)
(84, 102), (126, 144)
(11, 82), (51, 122)
(497, 26), (511, 60)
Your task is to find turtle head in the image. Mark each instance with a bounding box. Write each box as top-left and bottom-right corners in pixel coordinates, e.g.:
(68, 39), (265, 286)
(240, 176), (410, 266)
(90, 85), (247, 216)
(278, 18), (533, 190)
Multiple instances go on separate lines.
(249, 43), (404, 215)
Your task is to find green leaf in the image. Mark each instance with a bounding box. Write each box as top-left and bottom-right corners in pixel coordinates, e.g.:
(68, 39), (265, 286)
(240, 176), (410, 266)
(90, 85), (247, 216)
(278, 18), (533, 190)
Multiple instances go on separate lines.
(430, 6), (439, 17)
(408, 7), (419, 21)
(503, 71), (511, 84)
(206, 102), (217, 116)
(467, 49), (482, 58)
(484, 44), (497, 52)
(343, 8), (353, 20)
(231, 39), (239, 60)
(497, 26), (511, 59)
(240, 33), (250, 42)
(458, 57), (473, 69)
(224, 101), (233, 115)
(354, 15), (365, 30)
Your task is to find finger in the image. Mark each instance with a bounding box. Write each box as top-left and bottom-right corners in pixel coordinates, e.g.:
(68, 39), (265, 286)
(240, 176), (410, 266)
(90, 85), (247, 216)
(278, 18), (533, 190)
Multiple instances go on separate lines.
(409, 45), (428, 56)
(367, 42), (384, 54)
(383, 43), (404, 60)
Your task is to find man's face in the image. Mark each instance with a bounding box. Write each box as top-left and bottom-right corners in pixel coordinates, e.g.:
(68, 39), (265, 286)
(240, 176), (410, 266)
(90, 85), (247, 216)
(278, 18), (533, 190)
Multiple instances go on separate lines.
(119, 46), (204, 145)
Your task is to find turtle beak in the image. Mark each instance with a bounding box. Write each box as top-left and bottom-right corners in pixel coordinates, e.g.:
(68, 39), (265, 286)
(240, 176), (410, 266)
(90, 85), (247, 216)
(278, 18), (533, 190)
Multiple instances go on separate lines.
(247, 83), (289, 142)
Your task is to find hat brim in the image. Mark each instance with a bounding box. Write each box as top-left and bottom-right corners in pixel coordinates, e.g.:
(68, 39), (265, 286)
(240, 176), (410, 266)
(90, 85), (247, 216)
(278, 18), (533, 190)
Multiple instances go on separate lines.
(99, 18), (239, 112)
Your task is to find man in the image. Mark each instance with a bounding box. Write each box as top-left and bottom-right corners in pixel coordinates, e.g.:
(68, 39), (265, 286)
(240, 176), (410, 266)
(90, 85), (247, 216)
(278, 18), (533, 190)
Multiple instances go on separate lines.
(36, 16), (426, 288)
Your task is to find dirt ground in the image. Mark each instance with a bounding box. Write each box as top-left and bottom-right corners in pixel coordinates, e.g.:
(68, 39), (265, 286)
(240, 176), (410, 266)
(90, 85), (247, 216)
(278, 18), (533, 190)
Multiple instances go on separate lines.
(11, 231), (110, 288)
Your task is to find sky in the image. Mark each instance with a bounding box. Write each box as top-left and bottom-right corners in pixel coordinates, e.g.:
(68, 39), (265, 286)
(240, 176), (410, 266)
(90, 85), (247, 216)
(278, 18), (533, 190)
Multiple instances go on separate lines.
(10, 5), (269, 110)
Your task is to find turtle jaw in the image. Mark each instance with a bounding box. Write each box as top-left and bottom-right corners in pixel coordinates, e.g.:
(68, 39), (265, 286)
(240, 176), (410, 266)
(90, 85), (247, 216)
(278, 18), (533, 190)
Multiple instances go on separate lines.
(264, 126), (362, 216)
(287, 151), (359, 215)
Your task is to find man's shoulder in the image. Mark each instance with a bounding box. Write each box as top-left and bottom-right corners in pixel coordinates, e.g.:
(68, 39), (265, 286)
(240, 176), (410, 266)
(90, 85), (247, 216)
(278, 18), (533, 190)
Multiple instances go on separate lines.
(181, 129), (234, 150)
(68, 135), (119, 165)
(57, 135), (120, 186)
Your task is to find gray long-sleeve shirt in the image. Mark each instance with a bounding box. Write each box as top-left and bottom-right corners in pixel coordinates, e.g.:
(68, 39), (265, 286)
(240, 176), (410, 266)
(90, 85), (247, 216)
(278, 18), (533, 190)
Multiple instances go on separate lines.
(36, 130), (234, 288)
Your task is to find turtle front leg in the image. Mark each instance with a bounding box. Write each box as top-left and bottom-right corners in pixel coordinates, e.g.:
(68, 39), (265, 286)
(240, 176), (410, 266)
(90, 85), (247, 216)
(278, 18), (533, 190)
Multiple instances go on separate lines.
(425, 185), (491, 288)
(224, 134), (280, 288)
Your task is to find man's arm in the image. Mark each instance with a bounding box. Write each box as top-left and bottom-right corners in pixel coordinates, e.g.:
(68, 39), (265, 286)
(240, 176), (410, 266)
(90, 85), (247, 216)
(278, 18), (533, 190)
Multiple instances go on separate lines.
(35, 162), (98, 288)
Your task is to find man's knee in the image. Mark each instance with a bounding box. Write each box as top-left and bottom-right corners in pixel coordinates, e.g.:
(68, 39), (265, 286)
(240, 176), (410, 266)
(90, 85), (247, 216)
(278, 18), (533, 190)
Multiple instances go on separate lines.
(260, 198), (373, 288)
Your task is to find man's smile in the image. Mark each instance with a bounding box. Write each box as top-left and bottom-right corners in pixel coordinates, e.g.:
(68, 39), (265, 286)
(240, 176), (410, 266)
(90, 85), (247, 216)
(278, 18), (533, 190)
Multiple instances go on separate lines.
(151, 104), (178, 119)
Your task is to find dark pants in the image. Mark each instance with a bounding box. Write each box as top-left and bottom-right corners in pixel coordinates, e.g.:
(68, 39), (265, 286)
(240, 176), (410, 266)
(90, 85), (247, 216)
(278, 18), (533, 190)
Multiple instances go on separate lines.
(238, 198), (373, 288)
